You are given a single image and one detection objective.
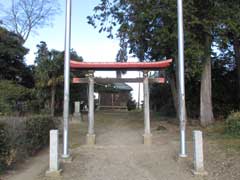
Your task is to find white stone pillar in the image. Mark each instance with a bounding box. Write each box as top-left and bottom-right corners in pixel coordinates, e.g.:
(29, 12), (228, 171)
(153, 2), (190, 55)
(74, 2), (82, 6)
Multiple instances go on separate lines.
(74, 101), (80, 115)
(143, 71), (152, 145)
(46, 130), (62, 177)
(73, 101), (82, 122)
(86, 72), (96, 145)
(192, 130), (208, 176)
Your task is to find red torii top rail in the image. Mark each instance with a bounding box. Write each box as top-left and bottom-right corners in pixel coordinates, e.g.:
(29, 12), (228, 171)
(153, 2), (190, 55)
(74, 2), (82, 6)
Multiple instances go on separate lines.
(70, 59), (172, 70)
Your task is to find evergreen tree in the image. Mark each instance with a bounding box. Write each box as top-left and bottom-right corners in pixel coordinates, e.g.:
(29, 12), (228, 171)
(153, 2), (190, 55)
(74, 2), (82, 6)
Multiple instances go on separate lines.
(34, 42), (64, 116)
(34, 42), (85, 116)
(0, 26), (34, 88)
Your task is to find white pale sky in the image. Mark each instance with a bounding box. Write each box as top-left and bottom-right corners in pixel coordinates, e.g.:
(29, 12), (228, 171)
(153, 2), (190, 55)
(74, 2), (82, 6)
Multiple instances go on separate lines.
(22, 0), (143, 103)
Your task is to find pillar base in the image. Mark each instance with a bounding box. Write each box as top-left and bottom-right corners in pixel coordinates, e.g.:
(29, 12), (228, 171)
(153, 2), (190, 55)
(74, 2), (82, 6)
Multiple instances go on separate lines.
(45, 169), (63, 177)
(73, 112), (81, 117)
(61, 155), (73, 163)
(86, 134), (96, 145)
(175, 154), (188, 162)
(143, 134), (152, 145)
(191, 170), (208, 176)
(178, 153), (187, 158)
(73, 113), (82, 122)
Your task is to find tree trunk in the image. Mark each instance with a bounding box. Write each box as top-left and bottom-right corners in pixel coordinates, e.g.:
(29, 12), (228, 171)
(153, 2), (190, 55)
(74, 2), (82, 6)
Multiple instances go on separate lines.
(200, 35), (214, 127)
(51, 85), (56, 117)
(169, 73), (179, 117)
(233, 37), (240, 107)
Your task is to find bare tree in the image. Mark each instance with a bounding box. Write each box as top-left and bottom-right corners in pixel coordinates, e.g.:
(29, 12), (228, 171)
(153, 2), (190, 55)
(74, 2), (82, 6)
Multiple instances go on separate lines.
(1, 0), (60, 43)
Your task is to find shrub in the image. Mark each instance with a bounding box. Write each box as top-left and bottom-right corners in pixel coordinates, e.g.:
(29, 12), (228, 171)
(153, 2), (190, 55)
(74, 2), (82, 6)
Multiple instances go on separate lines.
(0, 123), (11, 172)
(127, 99), (136, 111)
(225, 111), (240, 137)
(25, 115), (56, 155)
(0, 115), (58, 173)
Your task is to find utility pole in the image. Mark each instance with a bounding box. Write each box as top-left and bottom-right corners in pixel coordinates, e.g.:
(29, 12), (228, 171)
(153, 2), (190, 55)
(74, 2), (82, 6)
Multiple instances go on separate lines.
(177, 0), (187, 157)
(62, 0), (72, 159)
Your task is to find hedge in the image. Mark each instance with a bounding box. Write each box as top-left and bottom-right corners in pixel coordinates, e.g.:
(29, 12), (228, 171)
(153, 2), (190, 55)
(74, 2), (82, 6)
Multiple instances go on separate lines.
(0, 115), (58, 173)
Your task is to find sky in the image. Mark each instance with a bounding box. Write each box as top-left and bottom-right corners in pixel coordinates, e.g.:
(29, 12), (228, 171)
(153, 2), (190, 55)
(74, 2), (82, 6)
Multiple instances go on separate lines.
(23, 0), (143, 103)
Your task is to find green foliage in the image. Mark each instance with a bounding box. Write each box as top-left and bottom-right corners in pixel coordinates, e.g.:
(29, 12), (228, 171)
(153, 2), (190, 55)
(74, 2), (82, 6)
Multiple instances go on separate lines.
(216, 0), (240, 40)
(0, 27), (34, 88)
(225, 111), (240, 137)
(0, 80), (32, 114)
(34, 42), (64, 88)
(88, 0), (179, 60)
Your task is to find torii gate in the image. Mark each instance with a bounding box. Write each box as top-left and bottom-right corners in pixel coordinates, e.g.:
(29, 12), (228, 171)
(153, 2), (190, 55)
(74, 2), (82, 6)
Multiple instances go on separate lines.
(61, 0), (187, 160)
(71, 60), (172, 145)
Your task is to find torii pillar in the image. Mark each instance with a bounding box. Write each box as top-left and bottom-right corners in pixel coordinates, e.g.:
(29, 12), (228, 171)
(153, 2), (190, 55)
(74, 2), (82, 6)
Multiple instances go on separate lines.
(86, 71), (96, 145)
(143, 71), (152, 145)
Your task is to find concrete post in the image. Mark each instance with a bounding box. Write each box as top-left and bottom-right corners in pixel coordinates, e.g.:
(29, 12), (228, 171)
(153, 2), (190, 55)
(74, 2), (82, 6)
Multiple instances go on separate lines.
(46, 130), (62, 177)
(86, 72), (96, 145)
(73, 101), (82, 122)
(143, 71), (152, 145)
(192, 131), (208, 176)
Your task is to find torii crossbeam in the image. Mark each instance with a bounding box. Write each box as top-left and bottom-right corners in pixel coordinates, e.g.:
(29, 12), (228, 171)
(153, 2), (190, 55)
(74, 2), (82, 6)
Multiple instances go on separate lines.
(70, 59), (172, 70)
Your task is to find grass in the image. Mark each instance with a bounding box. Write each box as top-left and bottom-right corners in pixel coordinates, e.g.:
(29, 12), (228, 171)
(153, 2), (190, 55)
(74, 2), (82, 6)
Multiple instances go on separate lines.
(205, 121), (240, 153)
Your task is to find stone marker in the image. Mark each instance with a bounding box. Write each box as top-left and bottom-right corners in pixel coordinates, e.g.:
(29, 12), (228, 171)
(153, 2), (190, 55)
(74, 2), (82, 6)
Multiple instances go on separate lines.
(192, 130), (208, 176)
(46, 130), (62, 177)
(73, 101), (82, 122)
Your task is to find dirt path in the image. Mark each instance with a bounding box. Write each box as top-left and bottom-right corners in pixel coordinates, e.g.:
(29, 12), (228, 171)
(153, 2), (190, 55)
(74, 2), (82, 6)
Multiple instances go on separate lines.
(60, 112), (202, 180)
(2, 149), (49, 180)
(2, 111), (240, 180)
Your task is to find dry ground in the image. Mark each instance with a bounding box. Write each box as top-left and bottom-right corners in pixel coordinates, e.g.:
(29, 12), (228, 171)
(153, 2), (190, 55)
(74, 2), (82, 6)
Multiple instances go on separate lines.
(2, 111), (240, 180)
